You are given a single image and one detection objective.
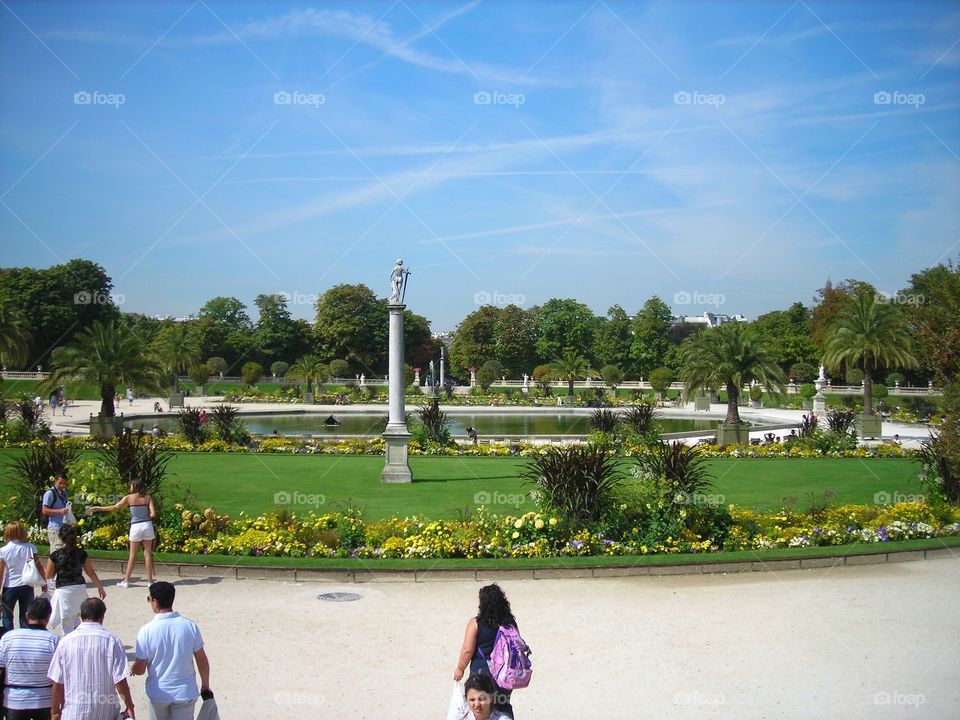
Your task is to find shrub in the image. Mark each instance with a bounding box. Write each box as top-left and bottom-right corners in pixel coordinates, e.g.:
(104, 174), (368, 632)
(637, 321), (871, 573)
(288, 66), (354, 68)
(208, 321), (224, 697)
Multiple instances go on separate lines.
(799, 383), (817, 400)
(749, 385), (764, 402)
(8, 439), (80, 525)
(872, 384), (889, 400)
(649, 368), (673, 399)
(206, 357), (228, 376)
(532, 365), (554, 393)
(846, 368), (864, 385)
(886, 372), (905, 386)
(634, 441), (715, 499)
(797, 413), (818, 439)
(188, 363), (211, 393)
(825, 408), (856, 434)
(919, 415), (960, 504)
(241, 362), (263, 387)
(621, 403), (657, 436)
(329, 359), (349, 378)
(97, 433), (173, 497)
(476, 365), (498, 391)
(789, 362), (817, 383)
(523, 444), (622, 523)
(901, 396), (939, 419)
(210, 403), (250, 445)
(414, 398), (451, 445)
(600, 365), (623, 390)
(270, 361), (289, 377)
(590, 408), (619, 433)
(177, 408), (208, 445)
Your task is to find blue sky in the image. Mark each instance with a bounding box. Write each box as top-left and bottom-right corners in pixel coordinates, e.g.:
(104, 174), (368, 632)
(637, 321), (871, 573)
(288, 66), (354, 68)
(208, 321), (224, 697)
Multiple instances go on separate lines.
(1, 1), (958, 330)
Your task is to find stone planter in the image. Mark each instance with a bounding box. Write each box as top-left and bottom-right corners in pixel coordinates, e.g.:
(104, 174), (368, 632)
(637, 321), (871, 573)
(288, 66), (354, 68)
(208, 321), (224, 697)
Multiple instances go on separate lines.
(801, 400), (813, 411)
(856, 413), (882, 440)
(89, 415), (124, 438)
(168, 391), (185, 408)
(716, 423), (751, 446)
(303, 392), (315, 404)
(694, 396), (711, 411)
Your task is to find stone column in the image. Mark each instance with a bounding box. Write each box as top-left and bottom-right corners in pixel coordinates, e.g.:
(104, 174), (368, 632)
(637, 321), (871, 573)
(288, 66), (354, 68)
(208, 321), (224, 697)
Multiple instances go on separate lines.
(813, 365), (827, 416)
(381, 302), (412, 483)
(439, 346), (445, 388)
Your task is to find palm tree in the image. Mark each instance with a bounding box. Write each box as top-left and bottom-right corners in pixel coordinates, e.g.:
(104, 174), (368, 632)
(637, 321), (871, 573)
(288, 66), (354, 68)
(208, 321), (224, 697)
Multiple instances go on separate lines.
(0, 301), (31, 369)
(548, 350), (596, 401)
(152, 323), (201, 394)
(823, 292), (918, 415)
(288, 354), (330, 394)
(679, 323), (787, 425)
(45, 320), (163, 417)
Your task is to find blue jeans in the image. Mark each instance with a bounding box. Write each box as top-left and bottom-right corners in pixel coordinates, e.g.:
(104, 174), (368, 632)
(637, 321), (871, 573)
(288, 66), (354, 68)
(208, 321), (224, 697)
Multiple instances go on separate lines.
(2, 584), (35, 631)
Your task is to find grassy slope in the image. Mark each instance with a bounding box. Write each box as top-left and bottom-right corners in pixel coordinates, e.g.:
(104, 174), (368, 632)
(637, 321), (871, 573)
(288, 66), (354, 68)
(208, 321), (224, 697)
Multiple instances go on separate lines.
(0, 451), (922, 519)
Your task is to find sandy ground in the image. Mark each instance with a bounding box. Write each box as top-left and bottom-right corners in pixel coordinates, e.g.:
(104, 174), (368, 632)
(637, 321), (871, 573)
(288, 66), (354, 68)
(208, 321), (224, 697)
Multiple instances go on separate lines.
(40, 556), (957, 720)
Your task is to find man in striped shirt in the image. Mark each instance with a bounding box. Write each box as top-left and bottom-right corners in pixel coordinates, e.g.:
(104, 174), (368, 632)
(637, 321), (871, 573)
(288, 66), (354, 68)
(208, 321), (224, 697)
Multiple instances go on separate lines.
(47, 598), (136, 720)
(0, 597), (59, 720)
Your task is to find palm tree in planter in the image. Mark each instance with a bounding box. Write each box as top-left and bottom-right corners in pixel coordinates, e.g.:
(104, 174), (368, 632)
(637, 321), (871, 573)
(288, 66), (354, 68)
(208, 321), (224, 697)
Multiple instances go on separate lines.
(823, 291), (917, 438)
(45, 320), (162, 433)
(548, 350), (596, 404)
(288, 355), (330, 402)
(679, 323), (787, 445)
(152, 323), (201, 406)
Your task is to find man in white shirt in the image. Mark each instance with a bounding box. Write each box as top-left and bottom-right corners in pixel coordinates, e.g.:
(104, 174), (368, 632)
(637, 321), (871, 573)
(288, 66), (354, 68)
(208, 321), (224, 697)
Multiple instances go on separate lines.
(132, 582), (211, 720)
(48, 598), (135, 720)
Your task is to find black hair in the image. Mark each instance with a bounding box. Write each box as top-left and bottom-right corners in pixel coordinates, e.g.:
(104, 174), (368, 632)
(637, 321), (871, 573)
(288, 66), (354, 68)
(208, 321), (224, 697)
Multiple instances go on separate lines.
(149, 581), (176, 609)
(464, 673), (496, 696)
(80, 598), (106, 622)
(130, 479), (146, 495)
(478, 583), (516, 629)
(58, 524), (78, 550)
(27, 597), (52, 622)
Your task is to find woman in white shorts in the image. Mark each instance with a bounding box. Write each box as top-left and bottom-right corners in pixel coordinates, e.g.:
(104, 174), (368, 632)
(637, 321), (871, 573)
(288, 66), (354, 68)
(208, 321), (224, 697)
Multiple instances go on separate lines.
(86, 479), (157, 588)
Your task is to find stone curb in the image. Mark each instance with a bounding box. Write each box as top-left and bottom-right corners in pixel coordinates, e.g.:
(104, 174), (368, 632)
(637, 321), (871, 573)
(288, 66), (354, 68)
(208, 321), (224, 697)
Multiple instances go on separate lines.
(72, 546), (951, 584)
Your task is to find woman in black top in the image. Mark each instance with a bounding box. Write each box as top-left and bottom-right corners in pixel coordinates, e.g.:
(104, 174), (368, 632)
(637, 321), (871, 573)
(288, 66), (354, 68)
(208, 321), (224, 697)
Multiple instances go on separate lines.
(454, 584), (517, 718)
(44, 525), (105, 635)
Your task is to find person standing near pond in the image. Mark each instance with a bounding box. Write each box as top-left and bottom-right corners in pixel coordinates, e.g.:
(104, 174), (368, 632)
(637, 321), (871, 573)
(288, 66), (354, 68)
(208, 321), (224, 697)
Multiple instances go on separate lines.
(86, 480), (157, 588)
(453, 584), (518, 718)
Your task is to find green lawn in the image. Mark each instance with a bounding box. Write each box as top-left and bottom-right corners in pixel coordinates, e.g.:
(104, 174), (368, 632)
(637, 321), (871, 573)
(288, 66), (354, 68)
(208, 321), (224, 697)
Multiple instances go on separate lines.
(0, 451), (923, 519)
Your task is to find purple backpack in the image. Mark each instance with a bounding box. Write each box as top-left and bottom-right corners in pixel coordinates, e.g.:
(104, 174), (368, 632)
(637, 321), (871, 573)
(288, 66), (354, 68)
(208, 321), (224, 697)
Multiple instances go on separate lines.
(485, 625), (533, 690)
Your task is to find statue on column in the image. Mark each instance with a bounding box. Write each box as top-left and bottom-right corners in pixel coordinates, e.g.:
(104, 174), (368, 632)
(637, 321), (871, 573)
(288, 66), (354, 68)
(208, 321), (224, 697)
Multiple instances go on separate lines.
(389, 259), (411, 304)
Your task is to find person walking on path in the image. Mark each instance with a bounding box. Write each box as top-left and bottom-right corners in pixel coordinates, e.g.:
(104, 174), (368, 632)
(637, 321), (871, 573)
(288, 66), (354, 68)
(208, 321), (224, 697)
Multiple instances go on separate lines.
(41, 474), (72, 553)
(47, 598), (136, 720)
(132, 581), (211, 720)
(0, 521), (47, 632)
(0, 597), (59, 720)
(454, 584), (518, 718)
(127, 387), (134, 406)
(85, 480), (157, 588)
(44, 525), (106, 636)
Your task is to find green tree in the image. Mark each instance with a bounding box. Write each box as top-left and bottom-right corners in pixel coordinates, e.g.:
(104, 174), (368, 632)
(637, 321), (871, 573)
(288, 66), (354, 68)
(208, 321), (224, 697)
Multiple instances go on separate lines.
(188, 363), (212, 394)
(449, 305), (501, 377)
(809, 279), (875, 353)
(45, 320), (163, 417)
(314, 284), (388, 373)
(649, 367), (673, 401)
(630, 297), (673, 377)
(476, 364), (498, 391)
(600, 364), (623, 391)
(206, 357), (228, 376)
(0, 300), (31, 369)
(152, 322), (201, 393)
(288, 355), (330, 394)
(329, 359), (349, 378)
(270, 361), (289, 377)
(493, 304), (540, 377)
(548, 350), (596, 400)
(198, 297), (252, 332)
(253, 293), (298, 366)
(823, 291), (918, 416)
(593, 305), (633, 374)
(534, 299), (597, 363)
(0, 259), (120, 367)
(404, 310), (436, 371)
(679, 323), (787, 425)
(751, 302), (819, 370)
(241, 361), (263, 387)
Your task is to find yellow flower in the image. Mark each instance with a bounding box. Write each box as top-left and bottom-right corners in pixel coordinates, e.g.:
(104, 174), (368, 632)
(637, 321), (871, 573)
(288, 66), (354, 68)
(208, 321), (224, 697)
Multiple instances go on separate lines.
(534, 519), (544, 530)
(514, 519), (523, 529)
(511, 531), (520, 539)
(549, 518), (557, 526)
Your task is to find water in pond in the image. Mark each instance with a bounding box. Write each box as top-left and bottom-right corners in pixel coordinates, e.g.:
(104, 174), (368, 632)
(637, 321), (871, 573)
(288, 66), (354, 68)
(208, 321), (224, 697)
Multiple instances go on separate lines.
(132, 412), (718, 436)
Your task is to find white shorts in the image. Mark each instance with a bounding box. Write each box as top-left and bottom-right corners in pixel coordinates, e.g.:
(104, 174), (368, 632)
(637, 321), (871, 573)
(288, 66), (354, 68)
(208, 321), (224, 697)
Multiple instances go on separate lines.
(129, 522), (156, 542)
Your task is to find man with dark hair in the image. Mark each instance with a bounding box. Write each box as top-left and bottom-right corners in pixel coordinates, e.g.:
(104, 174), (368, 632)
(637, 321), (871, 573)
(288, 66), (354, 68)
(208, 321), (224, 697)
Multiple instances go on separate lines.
(48, 598), (135, 720)
(41, 474), (71, 553)
(132, 582), (211, 720)
(0, 598), (59, 719)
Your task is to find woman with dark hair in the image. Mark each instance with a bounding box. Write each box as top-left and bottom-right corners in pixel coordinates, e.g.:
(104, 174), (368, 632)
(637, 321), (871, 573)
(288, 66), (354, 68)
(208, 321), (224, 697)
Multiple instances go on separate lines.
(453, 584), (517, 718)
(86, 479), (157, 587)
(462, 674), (512, 720)
(44, 525), (105, 635)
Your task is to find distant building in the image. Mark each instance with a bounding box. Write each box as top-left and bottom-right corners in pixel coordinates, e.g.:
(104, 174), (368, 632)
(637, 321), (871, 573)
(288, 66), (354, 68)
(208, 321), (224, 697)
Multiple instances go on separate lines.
(675, 312), (747, 328)
(431, 331), (454, 348)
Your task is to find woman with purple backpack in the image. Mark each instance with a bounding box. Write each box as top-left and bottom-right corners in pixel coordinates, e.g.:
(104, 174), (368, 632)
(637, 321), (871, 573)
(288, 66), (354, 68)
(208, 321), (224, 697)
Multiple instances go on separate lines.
(453, 584), (522, 718)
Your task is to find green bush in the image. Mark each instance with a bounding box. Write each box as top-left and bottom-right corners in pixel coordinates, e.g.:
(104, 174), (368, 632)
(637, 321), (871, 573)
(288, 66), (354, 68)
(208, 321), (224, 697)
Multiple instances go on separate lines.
(241, 362), (263, 386)
(329, 359), (349, 378)
(799, 383), (817, 400)
(270, 361), (289, 377)
(476, 365), (498, 391)
(872, 384), (889, 399)
(846, 368), (864, 385)
(523, 445), (622, 523)
(649, 368), (673, 399)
